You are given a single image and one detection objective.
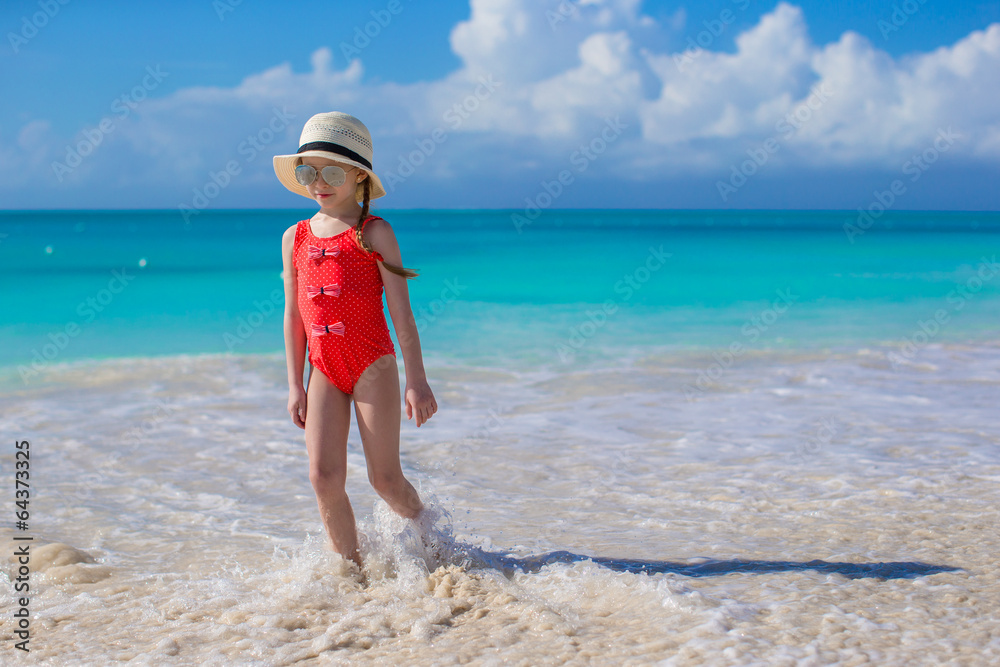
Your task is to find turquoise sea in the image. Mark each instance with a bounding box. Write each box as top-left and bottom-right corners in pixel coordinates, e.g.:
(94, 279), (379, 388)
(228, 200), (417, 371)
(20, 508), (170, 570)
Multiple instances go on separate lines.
(2, 209), (1000, 665)
(2, 208), (999, 375)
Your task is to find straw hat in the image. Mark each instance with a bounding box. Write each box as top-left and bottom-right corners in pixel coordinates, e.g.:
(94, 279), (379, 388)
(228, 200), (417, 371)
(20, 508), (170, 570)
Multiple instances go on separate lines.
(273, 111), (386, 202)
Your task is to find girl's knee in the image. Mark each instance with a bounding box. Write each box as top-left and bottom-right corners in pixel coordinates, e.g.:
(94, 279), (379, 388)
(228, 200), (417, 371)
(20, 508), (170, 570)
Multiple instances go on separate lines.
(309, 465), (347, 493)
(368, 468), (404, 498)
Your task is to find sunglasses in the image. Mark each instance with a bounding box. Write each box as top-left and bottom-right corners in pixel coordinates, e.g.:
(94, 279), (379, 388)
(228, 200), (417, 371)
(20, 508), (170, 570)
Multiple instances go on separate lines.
(295, 164), (359, 187)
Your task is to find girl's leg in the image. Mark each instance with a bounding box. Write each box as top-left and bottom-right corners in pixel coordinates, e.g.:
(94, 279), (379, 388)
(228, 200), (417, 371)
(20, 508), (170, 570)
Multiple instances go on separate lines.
(352, 354), (424, 519)
(304, 366), (362, 569)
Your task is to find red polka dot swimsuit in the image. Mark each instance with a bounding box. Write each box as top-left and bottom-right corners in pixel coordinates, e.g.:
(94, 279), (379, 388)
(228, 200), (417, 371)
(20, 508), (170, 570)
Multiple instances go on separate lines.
(293, 215), (396, 395)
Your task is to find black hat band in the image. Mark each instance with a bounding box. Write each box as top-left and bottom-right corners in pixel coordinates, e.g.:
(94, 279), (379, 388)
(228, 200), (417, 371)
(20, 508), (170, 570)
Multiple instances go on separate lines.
(297, 141), (372, 170)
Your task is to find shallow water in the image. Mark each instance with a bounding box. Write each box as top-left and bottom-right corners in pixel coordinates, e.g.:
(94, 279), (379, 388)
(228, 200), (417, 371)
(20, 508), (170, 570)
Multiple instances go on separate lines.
(2, 344), (998, 665)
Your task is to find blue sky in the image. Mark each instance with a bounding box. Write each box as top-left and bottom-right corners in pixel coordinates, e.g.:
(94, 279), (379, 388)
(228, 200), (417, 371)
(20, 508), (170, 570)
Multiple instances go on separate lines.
(2, 0), (998, 210)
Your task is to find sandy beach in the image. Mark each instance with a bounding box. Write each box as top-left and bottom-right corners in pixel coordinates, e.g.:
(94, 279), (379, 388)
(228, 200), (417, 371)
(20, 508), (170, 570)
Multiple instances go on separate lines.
(2, 345), (998, 665)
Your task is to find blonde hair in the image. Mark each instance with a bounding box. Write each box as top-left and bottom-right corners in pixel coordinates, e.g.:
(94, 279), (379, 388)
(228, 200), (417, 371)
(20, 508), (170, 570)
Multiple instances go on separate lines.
(353, 178), (419, 279)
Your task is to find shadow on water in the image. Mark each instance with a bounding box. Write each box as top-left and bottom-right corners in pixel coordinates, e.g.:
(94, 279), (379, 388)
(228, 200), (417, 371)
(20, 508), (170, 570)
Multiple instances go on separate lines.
(466, 549), (961, 581)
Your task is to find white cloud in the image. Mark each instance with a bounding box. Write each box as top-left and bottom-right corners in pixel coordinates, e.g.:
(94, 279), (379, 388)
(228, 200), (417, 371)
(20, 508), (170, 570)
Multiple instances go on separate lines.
(156, 1), (1000, 164)
(449, 0), (655, 84)
(525, 31), (643, 136)
(640, 4), (814, 144)
(638, 3), (1000, 168)
(2, 0), (998, 206)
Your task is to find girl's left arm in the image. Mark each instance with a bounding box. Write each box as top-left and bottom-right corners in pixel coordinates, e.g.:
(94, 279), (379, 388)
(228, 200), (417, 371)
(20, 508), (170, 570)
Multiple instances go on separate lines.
(369, 219), (438, 427)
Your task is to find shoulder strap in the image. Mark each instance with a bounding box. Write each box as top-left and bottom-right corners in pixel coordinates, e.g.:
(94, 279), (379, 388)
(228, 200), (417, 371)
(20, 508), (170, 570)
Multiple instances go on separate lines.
(292, 219), (309, 252)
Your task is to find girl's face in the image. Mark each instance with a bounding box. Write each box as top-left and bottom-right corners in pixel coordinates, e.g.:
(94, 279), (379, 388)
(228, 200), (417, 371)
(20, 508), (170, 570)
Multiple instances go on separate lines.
(299, 156), (368, 209)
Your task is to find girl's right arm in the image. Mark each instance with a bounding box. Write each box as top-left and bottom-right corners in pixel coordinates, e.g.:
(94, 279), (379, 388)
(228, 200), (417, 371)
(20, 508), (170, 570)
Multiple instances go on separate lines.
(282, 225), (308, 429)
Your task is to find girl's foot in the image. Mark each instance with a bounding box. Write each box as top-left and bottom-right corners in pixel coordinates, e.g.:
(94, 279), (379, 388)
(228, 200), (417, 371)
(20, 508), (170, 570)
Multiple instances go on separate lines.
(412, 507), (453, 568)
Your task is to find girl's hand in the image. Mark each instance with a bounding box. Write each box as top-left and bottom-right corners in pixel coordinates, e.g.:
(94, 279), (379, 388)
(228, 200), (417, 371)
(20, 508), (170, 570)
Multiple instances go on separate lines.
(404, 379), (438, 428)
(288, 386), (307, 429)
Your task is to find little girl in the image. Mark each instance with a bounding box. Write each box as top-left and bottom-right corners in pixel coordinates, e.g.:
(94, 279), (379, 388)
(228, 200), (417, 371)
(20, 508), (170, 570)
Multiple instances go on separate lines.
(274, 111), (438, 571)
